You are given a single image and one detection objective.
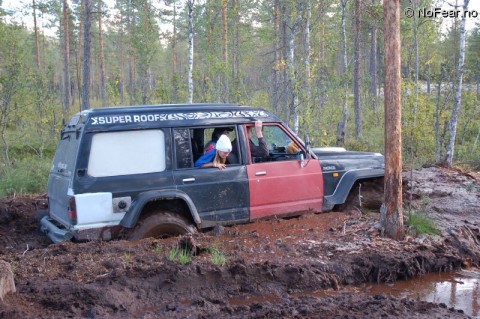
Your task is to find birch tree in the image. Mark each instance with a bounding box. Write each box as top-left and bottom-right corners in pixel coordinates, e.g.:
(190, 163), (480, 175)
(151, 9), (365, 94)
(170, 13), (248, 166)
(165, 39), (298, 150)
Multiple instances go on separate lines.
(187, 0), (194, 104)
(445, 0), (469, 167)
(353, 0), (362, 138)
(33, 0), (40, 70)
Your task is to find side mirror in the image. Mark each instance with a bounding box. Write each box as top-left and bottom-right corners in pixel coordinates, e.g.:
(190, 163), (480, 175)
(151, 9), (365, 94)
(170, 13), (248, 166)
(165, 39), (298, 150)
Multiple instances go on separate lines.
(304, 135), (312, 152)
(300, 153), (305, 168)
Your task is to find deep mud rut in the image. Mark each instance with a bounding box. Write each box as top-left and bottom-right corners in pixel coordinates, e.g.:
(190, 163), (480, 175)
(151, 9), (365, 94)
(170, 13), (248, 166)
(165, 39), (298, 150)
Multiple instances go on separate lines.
(0, 166), (479, 318)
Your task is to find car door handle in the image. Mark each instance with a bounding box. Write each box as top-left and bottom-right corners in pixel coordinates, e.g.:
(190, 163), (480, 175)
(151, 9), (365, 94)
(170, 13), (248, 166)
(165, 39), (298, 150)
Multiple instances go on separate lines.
(255, 171), (267, 176)
(182, 178), (195, 183)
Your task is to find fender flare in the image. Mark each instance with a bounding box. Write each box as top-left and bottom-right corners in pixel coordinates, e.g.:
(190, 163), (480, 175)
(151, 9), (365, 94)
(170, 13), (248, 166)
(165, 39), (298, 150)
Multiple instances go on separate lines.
(120, 189), (201, 228)
(322, 168), (384, 211)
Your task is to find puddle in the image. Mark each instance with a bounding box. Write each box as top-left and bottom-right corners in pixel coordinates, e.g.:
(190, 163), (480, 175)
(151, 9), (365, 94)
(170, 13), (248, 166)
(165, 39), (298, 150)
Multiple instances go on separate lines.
(357, 269), (480, 317)
(228, 270), (480, 317)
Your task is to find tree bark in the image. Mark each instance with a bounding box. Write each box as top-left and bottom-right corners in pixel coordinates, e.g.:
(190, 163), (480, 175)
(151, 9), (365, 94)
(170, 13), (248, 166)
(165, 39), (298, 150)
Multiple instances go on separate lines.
(304, 0), (311, 105)
(98, 0), (107, 106)
(353, 0), (362, 138)
(75, 0), (84, 109)
(33, 0), (40, 70)
(63, 0), (71, 113)
(221, 0), (228, 65)
(272, 0), (281, 114)
(187, 0), (195, 104)
(381, 0), (404, 240)
(369, 6), (377, 107)
(445, 0), (469, 167)
(336, 0), (348, 146)
(288, 0), (305, 134)
(81, 0), (92, 111)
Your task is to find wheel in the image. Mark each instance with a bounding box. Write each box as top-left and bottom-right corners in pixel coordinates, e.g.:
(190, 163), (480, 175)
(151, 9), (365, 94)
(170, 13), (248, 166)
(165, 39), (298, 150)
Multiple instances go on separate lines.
(129, 211), (197, 240)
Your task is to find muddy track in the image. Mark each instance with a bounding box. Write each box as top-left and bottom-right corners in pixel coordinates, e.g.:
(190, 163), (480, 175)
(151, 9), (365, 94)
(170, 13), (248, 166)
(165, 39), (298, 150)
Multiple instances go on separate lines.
(0, 167), (479, 318)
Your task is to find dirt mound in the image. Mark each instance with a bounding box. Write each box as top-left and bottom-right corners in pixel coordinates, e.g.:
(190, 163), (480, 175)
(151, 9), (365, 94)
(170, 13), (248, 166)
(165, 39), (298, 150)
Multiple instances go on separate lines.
(0, 167), (479, 318)
(0, 194), (50, 254)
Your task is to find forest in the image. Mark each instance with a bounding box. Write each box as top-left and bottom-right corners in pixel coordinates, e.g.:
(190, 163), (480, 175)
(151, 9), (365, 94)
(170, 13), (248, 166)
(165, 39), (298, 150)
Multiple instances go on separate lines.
(0, 0), (479, 197)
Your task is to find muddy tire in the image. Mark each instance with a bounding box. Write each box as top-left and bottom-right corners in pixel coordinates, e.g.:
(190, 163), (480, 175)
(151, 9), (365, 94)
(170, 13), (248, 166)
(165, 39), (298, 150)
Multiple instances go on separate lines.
(129, 211), (197, 240)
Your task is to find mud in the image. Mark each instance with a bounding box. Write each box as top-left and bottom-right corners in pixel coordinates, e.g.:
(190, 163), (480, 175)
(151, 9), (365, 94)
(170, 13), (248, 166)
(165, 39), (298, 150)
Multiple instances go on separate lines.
(0, 167), (479, 318)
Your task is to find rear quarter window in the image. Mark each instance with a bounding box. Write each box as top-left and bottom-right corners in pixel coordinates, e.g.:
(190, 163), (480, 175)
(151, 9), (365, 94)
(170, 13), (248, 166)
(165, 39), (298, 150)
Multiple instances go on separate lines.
(88, 130), (165, 177)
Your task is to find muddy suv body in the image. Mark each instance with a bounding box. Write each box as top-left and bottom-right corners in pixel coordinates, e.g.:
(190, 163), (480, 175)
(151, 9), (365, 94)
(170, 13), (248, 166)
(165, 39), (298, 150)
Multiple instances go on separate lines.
(41, 104), (384, 243)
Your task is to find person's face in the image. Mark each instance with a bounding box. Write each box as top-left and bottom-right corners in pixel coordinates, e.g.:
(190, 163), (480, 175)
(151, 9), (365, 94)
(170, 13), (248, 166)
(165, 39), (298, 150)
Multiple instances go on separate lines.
(217, 150), (230, 159)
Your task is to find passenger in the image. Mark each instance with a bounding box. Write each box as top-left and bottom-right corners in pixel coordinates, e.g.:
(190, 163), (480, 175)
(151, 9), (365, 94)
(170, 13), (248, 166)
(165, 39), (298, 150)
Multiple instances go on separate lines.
(194, 134), (232, 170)
(204, 127), (233, 154)
(286, 141), (300, 154)
(247, 120), (269, 158)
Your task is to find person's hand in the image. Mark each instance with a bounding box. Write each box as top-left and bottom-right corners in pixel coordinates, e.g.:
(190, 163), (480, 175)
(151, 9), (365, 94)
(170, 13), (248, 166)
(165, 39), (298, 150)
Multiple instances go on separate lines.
(215, 163), (226, 170)
(255, 120), (263, 138)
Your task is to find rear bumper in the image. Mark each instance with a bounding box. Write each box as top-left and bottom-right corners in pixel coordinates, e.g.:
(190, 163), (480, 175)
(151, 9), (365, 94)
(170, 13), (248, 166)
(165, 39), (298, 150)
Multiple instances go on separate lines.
(40, 216), (73, 243)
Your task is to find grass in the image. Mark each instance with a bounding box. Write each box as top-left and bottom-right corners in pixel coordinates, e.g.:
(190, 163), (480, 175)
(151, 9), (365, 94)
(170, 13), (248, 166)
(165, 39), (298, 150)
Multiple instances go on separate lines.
(0, 157), (51, 197)
(406, 212), (440, 236)
(177, 249), (191, 265)
(167, 246), (179, 261)
(209, 247), (227, 266)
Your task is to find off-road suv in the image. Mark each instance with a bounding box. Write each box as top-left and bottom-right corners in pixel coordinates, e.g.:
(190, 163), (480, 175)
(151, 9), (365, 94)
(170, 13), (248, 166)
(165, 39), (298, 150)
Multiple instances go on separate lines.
(41, 104), (384, 243)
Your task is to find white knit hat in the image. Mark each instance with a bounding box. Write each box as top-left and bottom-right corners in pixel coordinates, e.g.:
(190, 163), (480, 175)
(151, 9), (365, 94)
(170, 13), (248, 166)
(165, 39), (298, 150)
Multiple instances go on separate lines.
(216, 134), (232, 152)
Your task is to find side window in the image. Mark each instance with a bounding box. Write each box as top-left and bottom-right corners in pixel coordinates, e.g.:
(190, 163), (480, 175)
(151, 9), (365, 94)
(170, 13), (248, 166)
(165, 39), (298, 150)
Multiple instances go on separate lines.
(174, 126), (239, 169)
(252, 125), (302, 163)
(174, 128), (193, 169)
(88, 130), (166, 177)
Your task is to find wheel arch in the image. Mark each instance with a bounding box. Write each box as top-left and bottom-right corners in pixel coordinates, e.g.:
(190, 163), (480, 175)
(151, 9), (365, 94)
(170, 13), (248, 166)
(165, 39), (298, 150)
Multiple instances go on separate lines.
(120, 189), (201, 228)
(322, 168), (384, 211)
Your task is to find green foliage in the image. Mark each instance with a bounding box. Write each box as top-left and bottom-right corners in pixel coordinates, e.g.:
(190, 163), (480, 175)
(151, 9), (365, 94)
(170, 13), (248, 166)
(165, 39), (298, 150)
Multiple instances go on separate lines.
(209, 247), (227, 266)
(406, 212), (439, 236)
(167, 246), (179, 261)
(0, 156), (51, 197)
(177, 249), (191, 265)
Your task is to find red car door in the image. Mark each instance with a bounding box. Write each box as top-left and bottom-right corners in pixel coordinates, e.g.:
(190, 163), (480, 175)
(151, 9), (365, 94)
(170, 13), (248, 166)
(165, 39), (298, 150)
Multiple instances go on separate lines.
(245, 124), (324, 219)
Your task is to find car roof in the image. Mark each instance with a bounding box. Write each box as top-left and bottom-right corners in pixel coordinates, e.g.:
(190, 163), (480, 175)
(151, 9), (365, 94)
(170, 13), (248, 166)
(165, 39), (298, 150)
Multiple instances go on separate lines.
(76, 104), (281, 131)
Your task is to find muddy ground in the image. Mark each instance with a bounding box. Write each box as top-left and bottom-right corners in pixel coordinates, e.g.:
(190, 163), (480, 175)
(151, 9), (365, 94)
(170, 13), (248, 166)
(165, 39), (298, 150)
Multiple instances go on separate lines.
(0, 166), (479, 318)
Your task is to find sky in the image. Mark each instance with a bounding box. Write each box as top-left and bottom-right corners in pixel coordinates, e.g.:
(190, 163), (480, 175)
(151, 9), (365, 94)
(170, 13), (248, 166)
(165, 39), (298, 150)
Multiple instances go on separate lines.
(1, 0), (479, 38)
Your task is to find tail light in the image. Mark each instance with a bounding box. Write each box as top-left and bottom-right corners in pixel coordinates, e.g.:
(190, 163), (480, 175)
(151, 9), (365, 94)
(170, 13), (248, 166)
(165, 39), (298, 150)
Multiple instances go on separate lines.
(68, 196), (78, 225)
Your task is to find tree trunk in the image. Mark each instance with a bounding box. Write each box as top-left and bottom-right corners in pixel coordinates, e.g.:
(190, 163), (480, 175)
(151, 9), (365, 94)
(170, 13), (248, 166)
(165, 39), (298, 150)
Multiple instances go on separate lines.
(272, 0), (281, 114)
(33, 0), (40, 70)
(98, 0), (107, 106)
(187, 0), (195, 104)
(232, 0), (239, 81)
(63, 0), (71, 113)
(445, 0), (469, 167)
(369, 7), (377, 107)
(305, 0), (311, 96)
(336, 0), (348, 146)
(221, 0), (228, 65)
(426, 50), (431, 94)
(75, 0), (84, 109)
(288, 1), (305, 134)
(281, 1), (289, 123)
(81, 0), (92, 111)
(353, 0), (362, 138)
(434, 68), (444, 163)
(381, 0), (404, 240)
(172, 1), (177, 75)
